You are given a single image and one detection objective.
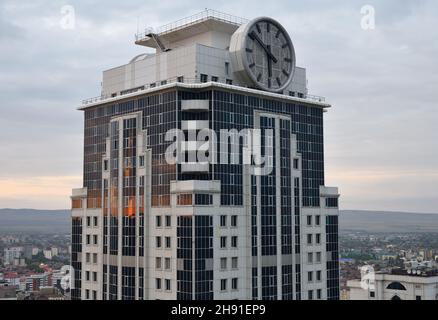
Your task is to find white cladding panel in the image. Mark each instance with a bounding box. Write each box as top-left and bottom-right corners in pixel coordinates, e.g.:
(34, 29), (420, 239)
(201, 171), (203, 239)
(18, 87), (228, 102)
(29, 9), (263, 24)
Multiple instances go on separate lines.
(102, 44), (307, 97)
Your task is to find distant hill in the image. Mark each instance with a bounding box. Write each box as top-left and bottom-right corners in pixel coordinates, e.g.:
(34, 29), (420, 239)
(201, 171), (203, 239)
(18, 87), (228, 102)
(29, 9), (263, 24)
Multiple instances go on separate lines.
(1, 209), (438, 235)
(340, 210), (438, 233)
(0, 209), (70, 234)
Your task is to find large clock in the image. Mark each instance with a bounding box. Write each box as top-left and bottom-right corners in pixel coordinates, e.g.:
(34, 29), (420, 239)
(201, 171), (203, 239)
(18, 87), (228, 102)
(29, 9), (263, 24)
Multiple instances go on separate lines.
(229, 17), (296, 93)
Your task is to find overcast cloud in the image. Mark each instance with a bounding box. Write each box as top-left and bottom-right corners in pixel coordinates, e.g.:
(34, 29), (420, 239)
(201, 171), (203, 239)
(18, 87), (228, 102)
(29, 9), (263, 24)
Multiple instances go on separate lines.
(0, 0), (437, 212)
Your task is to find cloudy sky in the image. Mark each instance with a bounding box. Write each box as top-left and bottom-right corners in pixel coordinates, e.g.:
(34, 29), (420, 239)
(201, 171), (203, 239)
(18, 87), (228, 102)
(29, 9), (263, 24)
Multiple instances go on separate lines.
(0, 0), (437, 212)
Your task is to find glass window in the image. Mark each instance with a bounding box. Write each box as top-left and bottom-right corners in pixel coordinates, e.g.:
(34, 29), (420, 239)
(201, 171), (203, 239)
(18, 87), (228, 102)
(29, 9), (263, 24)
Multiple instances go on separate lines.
(220, 258), (227, 270)
(232, 257), (238, 269)
(200, 74), (208, 83)
(307, 234), (312, 245)
(221, 279), (227, 291)
(156, 278), (161, 290)
(220, 215), (227, 227)
(231, 236), (238, 248)
(165, 279), (171, 291)
(165, 258), (171, 270)
(315, 215), (321, 226)
(156, 257), (162, 269)
(231, 215), (238, 227)
(232, 278), (238, 290)
(316, 252), (321, 263)
(156, 216), (162, 227)
(165, 237), (171, 248)
(293, 158), (299, 169)
(220, 236), (227, 248)
(165, 215), (171, 227)
(156, 237), (161, 248)
(307, 215), (312, 226)
(316, 234), (321, 245)
(177, 194), (192, 206)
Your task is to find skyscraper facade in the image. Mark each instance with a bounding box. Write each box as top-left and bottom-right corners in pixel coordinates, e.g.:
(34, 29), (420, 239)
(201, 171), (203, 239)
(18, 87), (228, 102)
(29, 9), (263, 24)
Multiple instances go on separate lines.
(71, 10), (340, 300)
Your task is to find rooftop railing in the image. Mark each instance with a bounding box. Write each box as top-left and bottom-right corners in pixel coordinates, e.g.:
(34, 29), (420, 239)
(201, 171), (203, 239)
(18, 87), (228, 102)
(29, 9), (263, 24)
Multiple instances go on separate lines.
(135, 9), (248, 42)
(81, 76), (326, 107)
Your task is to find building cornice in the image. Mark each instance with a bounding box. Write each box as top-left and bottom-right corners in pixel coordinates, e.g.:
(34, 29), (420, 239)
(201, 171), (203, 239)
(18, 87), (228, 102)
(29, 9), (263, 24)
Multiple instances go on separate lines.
(78, 82), (331, 111)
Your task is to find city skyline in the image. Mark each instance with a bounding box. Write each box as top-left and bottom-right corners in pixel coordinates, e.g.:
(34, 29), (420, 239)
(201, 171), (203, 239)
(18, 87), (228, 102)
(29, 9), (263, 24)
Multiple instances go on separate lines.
(0, 0), (437, 213)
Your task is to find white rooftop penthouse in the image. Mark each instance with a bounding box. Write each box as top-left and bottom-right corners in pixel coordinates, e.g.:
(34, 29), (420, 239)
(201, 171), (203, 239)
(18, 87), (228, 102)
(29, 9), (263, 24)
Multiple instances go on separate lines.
(98, 9), (311, 104)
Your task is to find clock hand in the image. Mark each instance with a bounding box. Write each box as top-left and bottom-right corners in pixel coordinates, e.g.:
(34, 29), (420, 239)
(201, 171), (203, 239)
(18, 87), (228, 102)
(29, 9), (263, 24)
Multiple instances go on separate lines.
(267, 45), (273, 78)
(249, 31), (278, 63)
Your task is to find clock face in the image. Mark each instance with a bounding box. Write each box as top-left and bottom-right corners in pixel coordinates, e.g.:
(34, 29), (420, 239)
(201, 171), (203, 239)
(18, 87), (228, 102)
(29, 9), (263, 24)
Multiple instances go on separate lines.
(230, 17), (296, 93)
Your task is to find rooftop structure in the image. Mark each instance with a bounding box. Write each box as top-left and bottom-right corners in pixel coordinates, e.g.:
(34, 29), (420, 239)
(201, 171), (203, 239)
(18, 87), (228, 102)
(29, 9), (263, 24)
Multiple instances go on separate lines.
(348, 265), (438, 300)
(135, 9), (248, 48)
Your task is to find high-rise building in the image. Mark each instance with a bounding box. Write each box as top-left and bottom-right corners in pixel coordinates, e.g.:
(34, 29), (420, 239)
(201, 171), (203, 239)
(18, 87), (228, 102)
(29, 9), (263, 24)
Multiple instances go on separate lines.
(3, 247), (23, 265)
(71, 10), (340, 300)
